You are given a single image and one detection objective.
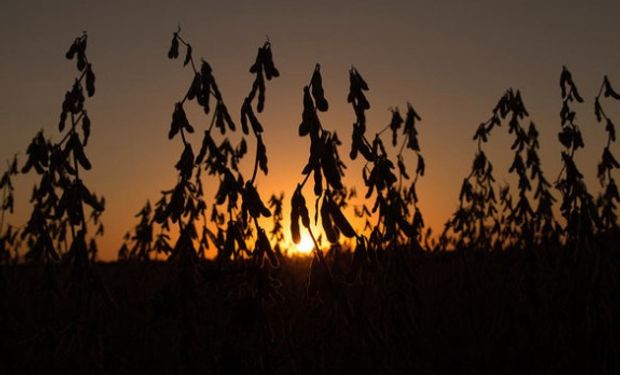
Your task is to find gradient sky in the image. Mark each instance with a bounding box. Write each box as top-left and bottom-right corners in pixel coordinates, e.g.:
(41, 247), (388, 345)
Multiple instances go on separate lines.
(1, 0), (620, 260)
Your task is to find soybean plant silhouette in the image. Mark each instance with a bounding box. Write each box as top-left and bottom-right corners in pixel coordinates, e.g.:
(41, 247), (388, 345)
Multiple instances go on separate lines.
(2, 32), (111, 373)
(1, 30), (620, 375)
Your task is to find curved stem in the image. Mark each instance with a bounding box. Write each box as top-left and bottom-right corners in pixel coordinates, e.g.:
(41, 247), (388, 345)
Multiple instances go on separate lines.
(597, 79), (606, 98)
(207, 109), (217, 133)
(375, 124), (390, 136)
(397, 133), (409, 157)
(299, 169), (312, 189)
(250, 142), (260, 184)
(307, 226), (324, 262)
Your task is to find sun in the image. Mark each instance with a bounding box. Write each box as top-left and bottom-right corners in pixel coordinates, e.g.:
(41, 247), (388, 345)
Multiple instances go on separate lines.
(295, 233), (315, 254)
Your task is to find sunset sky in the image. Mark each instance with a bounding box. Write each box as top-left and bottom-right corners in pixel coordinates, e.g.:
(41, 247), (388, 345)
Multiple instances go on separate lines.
(1, 0), (619, 260)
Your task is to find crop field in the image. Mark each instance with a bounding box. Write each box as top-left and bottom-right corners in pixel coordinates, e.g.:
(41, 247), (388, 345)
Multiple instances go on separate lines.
(1, 28), (620, 374)
(2, 243), (619, 374)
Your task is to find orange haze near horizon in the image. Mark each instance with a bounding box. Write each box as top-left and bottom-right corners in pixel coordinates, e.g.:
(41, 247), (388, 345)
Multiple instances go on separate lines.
(1, 0), (620, 260)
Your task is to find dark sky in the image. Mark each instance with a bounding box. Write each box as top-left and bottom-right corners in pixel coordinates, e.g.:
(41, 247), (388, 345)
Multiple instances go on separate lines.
(1, 0), (619, 259)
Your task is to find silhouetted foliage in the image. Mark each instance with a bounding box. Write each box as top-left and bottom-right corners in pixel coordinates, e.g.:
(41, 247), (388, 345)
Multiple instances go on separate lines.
(2, 31), (620, 375)
(291, 64), (353, 320)
(556, 67), (601, 246)
(442, 89), (559, 251)
(0, 156), (19, 264)
(19, 34), (105, 268)
(3, 32), (111, 373)
(595, 76), (620, 231)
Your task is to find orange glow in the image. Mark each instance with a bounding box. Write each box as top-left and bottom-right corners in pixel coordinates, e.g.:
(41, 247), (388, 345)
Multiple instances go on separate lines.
(3, 1), (616, 262)
(295, 233), (314, 254)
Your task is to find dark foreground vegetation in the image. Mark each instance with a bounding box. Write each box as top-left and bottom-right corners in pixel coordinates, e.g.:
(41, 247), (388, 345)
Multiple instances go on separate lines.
(1, 240), (620, 374)
(1, 30), (620, 374)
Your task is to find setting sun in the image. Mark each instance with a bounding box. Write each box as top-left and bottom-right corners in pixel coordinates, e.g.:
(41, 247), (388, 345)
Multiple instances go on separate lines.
(295, 233), (315, 254)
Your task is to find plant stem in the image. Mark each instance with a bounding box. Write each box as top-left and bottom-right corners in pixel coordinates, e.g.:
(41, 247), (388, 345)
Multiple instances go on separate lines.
(250, 148), (260, 185)
(307, 227), (325, 263)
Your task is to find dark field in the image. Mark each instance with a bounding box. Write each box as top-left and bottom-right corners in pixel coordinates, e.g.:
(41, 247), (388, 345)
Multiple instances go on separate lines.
(1, 240), (619, 375)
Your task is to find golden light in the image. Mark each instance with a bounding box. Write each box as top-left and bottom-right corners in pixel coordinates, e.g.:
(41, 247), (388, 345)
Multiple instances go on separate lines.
(295, 233), (315, 254)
